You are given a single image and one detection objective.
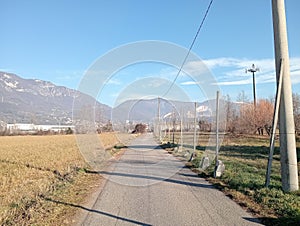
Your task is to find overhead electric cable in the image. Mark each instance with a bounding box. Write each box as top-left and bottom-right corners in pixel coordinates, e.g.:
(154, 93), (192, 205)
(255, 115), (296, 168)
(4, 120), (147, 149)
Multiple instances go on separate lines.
(162, 0), (214, 97)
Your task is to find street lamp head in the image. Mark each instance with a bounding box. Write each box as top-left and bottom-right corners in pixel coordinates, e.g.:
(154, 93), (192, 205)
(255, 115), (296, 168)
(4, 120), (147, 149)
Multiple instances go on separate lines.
(246, 64), (260, 73)
(252, 64), (260, 72)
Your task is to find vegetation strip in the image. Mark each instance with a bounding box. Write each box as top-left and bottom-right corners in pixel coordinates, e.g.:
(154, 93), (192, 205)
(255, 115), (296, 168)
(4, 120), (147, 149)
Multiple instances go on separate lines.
(162, 134), (300, 226)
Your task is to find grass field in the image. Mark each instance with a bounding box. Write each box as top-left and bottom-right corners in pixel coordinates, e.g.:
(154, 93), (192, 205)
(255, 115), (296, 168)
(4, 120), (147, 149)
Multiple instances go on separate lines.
(2, 132), (299, 225)
(0, 133), (132, 225)
(162, 132), (300, 226)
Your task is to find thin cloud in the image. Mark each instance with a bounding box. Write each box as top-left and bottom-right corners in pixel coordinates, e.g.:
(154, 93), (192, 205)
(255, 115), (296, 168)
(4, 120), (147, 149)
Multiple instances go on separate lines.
(199, 57), (300, 86)
(180, 81), (202, 86)
(217, 78), (252, 86)
(203, 57), (243, 69)
(291, 69), (300, 84)
(55, 70), (83, 81)
(183, 60), (211, 75)
(0, 68), (12, 72)
(106, 78), (121, 85)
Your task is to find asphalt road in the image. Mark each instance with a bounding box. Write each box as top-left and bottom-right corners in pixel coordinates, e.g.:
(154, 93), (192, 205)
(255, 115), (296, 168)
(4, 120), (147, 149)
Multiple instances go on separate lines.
(79, 133), (262, 226)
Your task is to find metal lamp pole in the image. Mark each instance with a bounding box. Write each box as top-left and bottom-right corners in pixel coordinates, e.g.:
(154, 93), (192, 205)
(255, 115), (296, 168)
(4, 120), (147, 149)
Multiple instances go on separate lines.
(246, 64), (259, 107)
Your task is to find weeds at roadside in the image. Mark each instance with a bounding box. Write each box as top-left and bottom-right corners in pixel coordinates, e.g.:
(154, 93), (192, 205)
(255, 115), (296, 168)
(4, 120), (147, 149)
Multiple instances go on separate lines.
(200, 137), (299, 226)
(162, 134), (300, 226)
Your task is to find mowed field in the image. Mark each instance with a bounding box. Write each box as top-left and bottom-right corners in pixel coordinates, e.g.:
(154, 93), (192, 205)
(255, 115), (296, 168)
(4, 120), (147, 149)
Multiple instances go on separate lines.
(0, 133), (132, 225)
(1, 132), (300, 225)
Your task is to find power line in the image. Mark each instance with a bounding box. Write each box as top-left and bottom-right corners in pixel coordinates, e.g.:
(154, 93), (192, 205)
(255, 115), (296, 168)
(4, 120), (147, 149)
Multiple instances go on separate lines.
(163, 0), (214, 97)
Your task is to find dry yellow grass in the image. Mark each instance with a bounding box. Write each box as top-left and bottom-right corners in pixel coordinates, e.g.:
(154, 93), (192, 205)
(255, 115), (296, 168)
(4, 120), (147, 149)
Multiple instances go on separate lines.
(0, 132), (133, 225)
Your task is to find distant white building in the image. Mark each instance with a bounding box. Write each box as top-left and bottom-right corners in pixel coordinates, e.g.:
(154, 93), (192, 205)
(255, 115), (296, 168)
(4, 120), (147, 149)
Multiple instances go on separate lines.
(6, 123), (74, 133)
(6, 123), (35, 131)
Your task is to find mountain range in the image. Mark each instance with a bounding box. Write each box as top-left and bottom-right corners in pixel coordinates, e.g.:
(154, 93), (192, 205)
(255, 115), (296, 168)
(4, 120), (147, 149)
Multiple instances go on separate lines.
(0, 72), (236, 128)
(0, 71), (111, 125)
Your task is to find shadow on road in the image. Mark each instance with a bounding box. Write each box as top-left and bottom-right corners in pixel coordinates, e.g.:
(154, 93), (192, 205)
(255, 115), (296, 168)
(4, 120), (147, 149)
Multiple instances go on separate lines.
(243, 217), (264, 225)
(126, 144), (161, 150)
(91, 171), (214, 189)
(178, 172), (203, 178)
(43, 197), (152, 226)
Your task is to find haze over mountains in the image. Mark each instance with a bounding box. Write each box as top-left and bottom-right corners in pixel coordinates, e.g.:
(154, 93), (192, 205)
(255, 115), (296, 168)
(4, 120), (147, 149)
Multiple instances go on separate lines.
(0, 72), (110, 125)
(0, 72), (235, 127)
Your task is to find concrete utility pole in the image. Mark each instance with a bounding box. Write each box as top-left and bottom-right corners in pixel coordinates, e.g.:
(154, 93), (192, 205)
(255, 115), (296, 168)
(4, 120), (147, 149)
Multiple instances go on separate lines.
(265, 59), (284, 188)
(192, 102), (197, 160)
(272, 0), (299, 191)
(187, 102), (197, 161)
(157, 97), (161, 141)
(215, 91), (220, 164)
(180, 108), (183, 151)
(246, 64), (259, 107)
(172, 108), (175, 144)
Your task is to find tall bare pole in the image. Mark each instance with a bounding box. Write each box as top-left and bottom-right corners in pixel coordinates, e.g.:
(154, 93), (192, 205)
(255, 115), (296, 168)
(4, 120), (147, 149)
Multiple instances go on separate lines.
(272, 0), (298, 191)
(168, 120), (171, 141)
(215, 91), (220, 164)
(265, 59), (283, 187)
(193, 102), (197, 154)
(180, 108), (183, 151)
(213, 91), (221, 178)
(172, 108), (175, 144)
(157, 97), (161, 141)
(246, 64), (259, 107)
(189, 102), (197, 161)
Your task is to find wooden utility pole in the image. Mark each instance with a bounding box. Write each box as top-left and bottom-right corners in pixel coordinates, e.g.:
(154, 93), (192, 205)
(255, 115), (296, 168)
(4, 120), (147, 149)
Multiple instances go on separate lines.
(272, 0), (298, 191)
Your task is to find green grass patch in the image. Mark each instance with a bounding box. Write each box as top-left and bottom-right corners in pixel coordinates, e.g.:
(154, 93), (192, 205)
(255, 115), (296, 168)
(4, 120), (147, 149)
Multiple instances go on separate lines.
(184, 135), (300, 226)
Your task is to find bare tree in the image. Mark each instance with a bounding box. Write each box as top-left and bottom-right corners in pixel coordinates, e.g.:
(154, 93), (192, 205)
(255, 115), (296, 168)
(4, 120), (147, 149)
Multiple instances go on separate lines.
(237, 99), (273, 135)
(293, 93), (300, 134)
(238, 103), (256, 134)
(236, 90), (250, 103)
(255, 99), (274, 135)
(225, 94), (237, 133)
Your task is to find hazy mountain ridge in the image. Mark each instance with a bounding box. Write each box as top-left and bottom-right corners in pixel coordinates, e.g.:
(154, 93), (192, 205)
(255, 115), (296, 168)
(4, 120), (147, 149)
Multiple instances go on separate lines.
(0, 72), (242, 127)
(0, 72), (111, 125)
(111, 98), (230, 123)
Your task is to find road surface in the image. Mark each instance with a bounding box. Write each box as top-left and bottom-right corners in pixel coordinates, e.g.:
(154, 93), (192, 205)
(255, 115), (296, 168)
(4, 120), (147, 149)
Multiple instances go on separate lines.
(79, 133), (262, 226)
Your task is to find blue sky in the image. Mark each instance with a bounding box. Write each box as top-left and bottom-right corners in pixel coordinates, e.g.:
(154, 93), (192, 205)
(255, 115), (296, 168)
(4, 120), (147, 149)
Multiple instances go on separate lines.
(1, 0), (299, 107)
